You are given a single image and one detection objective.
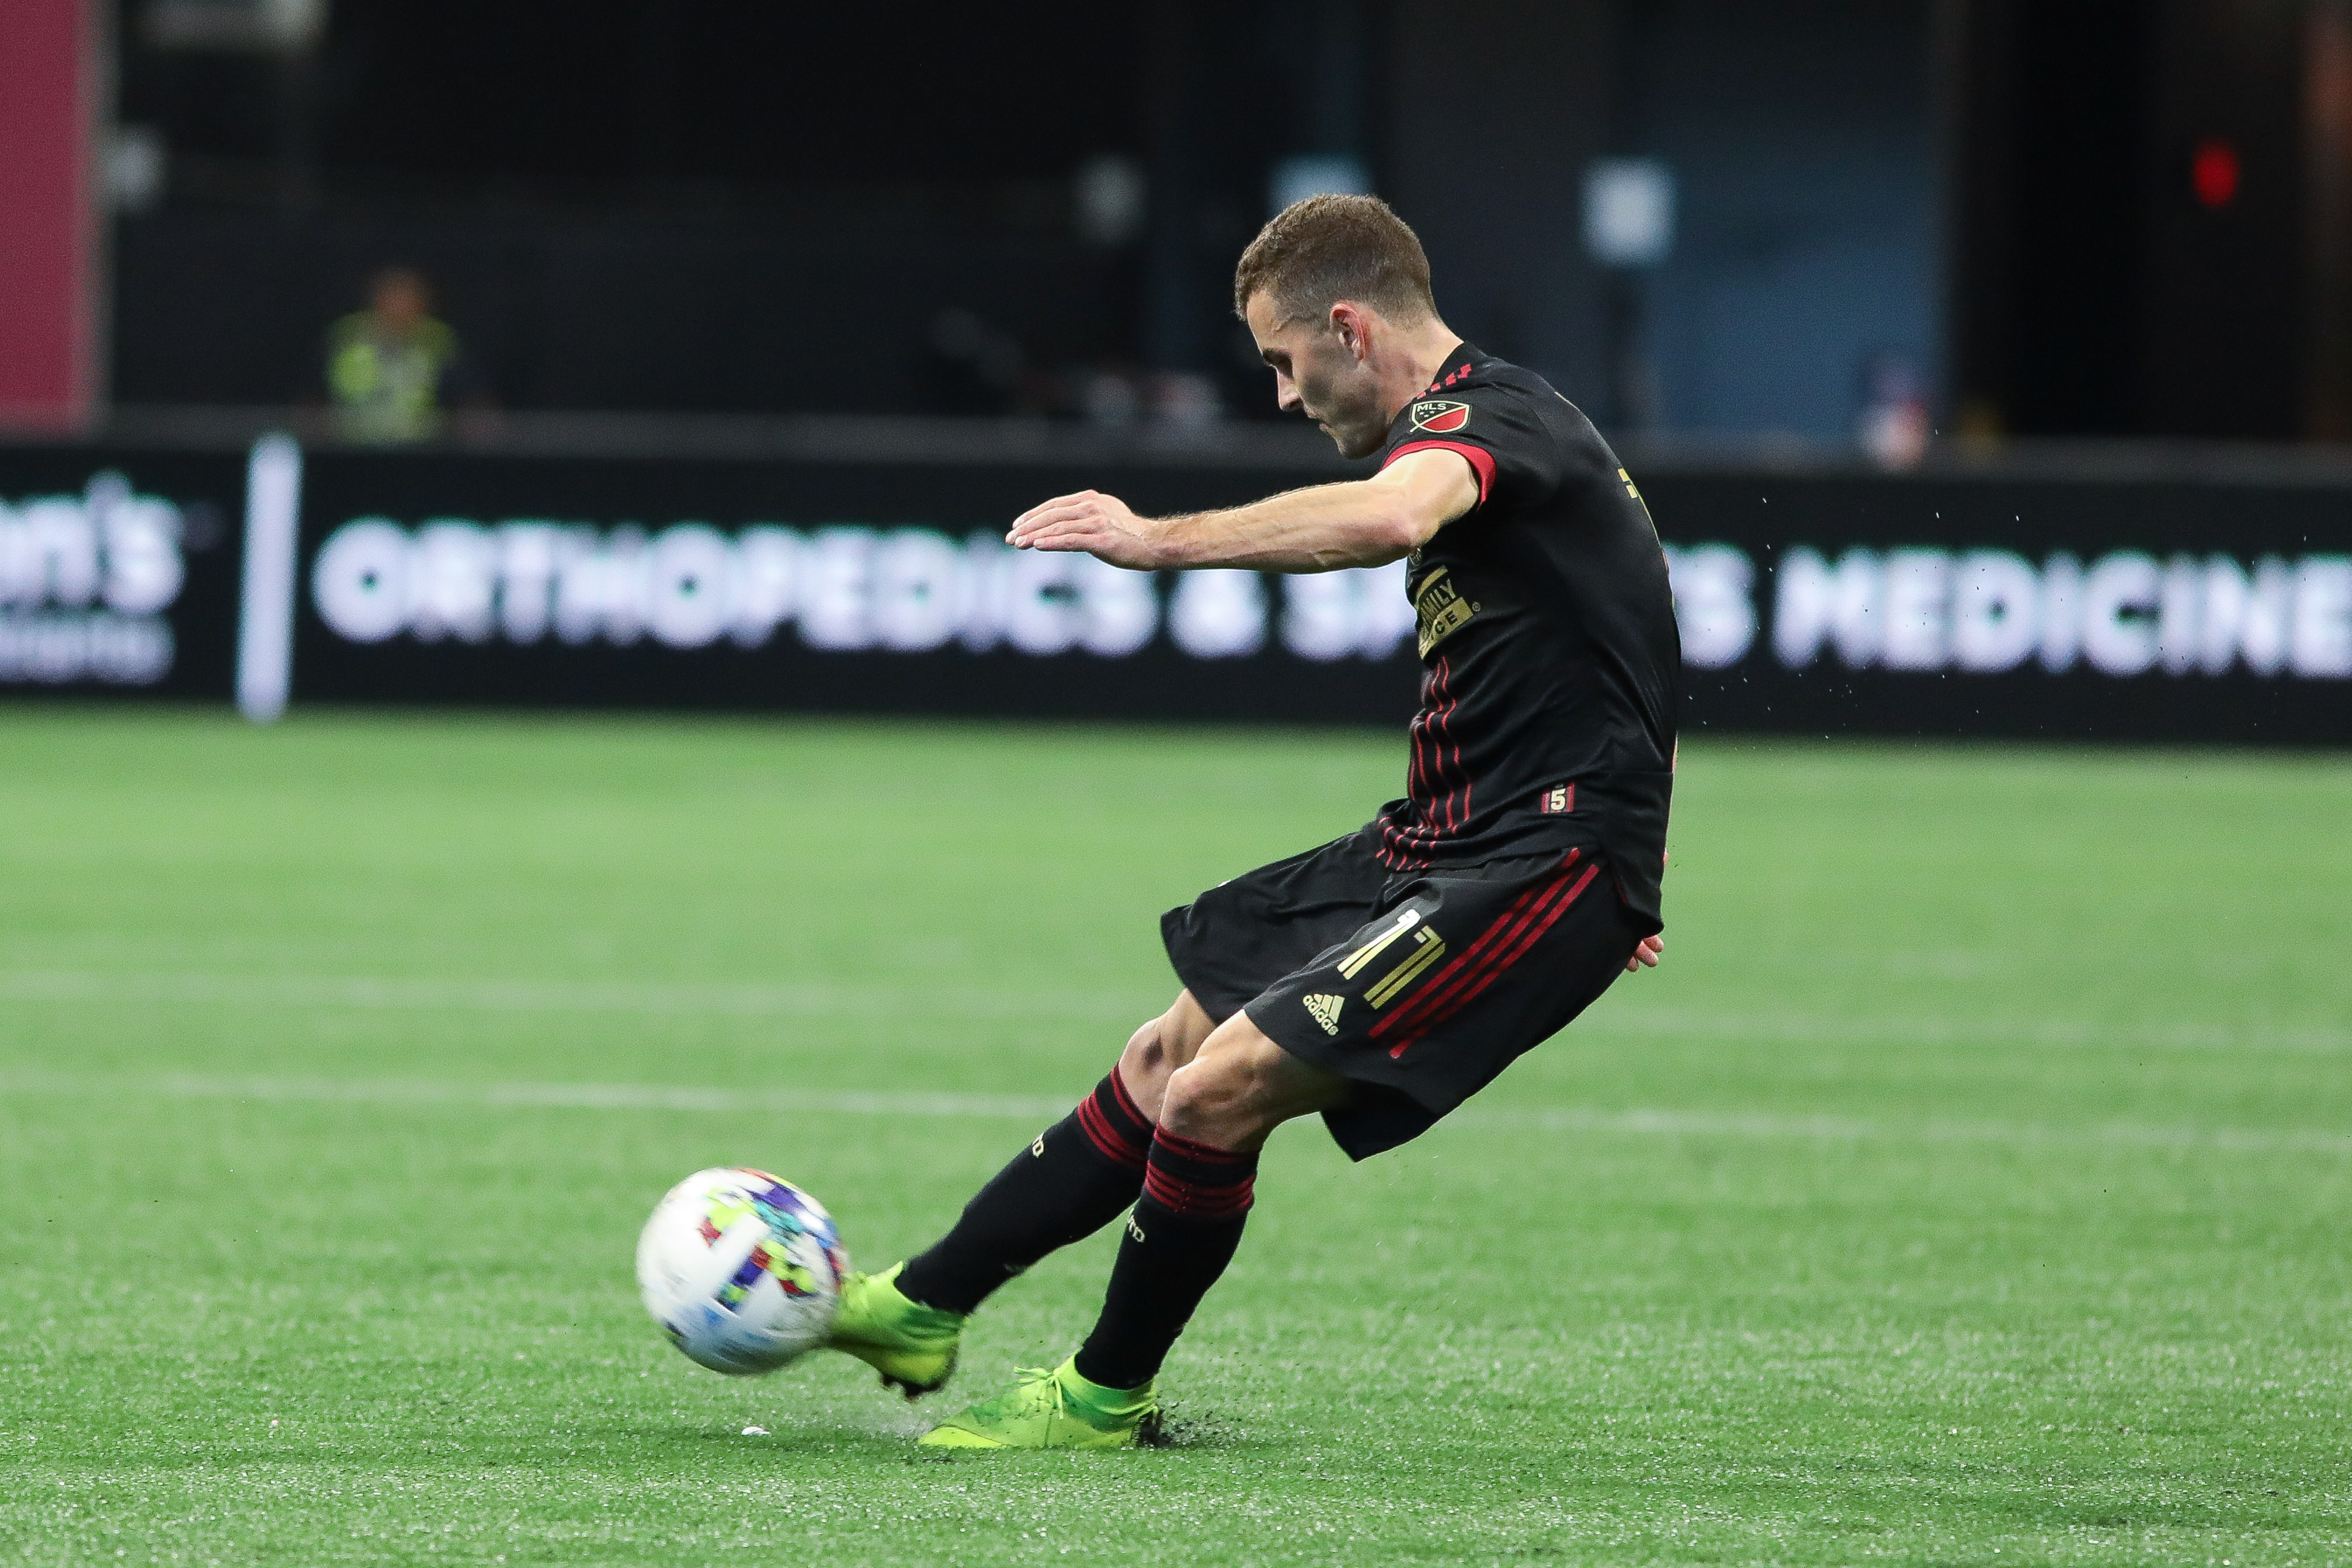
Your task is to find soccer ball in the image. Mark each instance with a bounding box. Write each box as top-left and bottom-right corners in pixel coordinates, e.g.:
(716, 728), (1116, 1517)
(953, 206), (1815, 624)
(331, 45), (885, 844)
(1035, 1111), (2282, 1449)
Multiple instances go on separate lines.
(635, 1167), (849, 1375)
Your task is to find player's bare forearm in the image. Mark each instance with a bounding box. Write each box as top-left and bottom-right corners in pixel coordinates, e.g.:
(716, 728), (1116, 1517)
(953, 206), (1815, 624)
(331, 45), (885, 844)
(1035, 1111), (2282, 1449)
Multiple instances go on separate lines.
(1006, 447), (1480, 572)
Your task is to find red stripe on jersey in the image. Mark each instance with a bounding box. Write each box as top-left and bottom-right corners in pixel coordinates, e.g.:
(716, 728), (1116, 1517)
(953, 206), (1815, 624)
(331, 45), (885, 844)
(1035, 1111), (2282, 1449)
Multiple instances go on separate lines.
(1438, 657), (1469, 833)
(1381, 658), (1473, 868)
(1384, 440), (1495, 506)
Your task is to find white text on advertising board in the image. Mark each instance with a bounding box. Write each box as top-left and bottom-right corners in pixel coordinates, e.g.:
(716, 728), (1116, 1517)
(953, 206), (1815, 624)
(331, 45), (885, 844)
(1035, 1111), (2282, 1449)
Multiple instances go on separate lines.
(0, 474), (186, 685)
(310, 519), (1415, 662)
(1665, 544), (2350, 679)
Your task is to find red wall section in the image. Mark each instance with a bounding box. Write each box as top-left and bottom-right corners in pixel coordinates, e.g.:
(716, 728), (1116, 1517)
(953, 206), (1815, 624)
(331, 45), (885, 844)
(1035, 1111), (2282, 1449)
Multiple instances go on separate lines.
(0, 0), (101, 430)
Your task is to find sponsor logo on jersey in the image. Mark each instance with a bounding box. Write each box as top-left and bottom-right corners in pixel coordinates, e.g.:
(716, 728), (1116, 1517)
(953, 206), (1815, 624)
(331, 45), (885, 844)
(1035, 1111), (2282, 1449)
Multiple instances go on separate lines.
(1410, 399), (1471, 433)
(1302, 993), (1346, 1035)
(1410, 566), (1481, 657)
(1618, 467), (1659, 537)
(1539, 783), (1575, 814)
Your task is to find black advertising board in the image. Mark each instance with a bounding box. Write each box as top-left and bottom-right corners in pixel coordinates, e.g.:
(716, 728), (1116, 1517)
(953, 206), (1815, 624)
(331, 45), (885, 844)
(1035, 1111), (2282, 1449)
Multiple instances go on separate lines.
(0, 447), (248, 700)
(289, 449), (1422, 725)
(1642, 471), (2351, 744)
(6, 435), (2349, 743)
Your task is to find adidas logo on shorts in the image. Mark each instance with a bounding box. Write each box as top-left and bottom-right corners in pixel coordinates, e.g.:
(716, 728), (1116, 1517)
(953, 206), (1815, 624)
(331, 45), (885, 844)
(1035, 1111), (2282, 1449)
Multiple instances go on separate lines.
(1303, 993), (1345, 1035)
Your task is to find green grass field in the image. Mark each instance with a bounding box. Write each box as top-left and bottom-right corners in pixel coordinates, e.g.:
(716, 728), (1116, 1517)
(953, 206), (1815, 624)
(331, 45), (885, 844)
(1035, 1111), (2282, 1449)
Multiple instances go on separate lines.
(2, 707), (2348, 1567)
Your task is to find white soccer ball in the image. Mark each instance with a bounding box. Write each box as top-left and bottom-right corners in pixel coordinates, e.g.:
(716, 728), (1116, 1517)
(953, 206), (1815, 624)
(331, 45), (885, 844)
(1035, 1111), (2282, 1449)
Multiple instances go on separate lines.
(635, 1167), (849, 1375)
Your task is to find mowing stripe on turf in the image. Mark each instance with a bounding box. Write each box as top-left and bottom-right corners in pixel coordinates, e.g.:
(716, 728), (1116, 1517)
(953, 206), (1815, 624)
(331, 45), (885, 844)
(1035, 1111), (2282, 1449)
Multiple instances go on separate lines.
(0, 1071), (2346, 1156)
(0, 1072), (1069, 1120)
(0, 969), (1151, 1020)
(1, 968), (2344, 1055)
(1611, 1006), (2352, 1057)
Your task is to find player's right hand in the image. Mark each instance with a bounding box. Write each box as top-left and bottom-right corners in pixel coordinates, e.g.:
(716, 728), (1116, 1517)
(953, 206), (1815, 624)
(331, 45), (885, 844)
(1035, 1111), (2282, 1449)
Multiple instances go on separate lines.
(1625, 933), (1663, 973)
(1007, 489), (1161, 570)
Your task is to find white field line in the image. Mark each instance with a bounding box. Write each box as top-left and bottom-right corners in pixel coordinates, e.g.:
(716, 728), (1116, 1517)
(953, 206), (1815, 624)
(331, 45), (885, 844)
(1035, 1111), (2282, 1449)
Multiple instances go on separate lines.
(0, 968), (2346, 1056)
(0, 1071), (2344, 1157)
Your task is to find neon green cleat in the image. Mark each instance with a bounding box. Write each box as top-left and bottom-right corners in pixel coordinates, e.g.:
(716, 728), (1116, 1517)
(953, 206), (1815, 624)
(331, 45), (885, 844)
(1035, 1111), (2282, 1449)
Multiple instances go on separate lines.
(826, 1262), (965, 1399)
(916, 1357), (1161, 1449)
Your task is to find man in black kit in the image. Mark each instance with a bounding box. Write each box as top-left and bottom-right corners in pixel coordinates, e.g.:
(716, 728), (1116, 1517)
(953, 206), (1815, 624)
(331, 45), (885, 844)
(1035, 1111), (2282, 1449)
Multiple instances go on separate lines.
(822, 193), (1682, 1448)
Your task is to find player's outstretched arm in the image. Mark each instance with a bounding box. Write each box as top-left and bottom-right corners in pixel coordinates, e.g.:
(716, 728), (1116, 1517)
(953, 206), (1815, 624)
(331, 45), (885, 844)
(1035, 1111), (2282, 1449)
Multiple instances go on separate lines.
(1006, 447), (1479, 572)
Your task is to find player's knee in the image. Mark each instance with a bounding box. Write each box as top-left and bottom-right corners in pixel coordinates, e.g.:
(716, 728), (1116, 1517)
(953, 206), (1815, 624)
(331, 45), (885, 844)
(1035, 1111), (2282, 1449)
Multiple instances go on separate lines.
(1118, 1018), (1175, 1102)
(1156, 1052), (1266, 1144)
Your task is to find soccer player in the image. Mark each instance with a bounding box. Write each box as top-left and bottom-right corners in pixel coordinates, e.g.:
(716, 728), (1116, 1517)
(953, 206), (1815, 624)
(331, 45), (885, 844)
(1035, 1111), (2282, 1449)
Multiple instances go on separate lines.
(826, 194), (1680, 1448)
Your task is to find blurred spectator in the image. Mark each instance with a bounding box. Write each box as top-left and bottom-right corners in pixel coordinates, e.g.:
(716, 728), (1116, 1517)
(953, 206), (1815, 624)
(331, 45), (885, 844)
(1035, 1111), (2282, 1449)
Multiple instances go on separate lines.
(922, 307), (1027, 416)
(1148, 371), (1222, 434)
(325, 267), (481, 443)
(1080, 364), (1142, 428)
(1858, 352), (1930, 469)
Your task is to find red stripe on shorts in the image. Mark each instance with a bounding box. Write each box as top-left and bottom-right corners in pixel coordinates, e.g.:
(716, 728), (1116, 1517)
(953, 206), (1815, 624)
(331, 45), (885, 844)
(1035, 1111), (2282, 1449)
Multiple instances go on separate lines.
(1370, 850), (1582, 1043)
(1377, 856), (1602, 1057)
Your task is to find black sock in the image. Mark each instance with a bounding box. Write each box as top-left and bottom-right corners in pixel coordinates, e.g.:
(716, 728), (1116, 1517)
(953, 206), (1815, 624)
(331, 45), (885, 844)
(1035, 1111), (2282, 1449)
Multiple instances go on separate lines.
(895, 1070), (1154, 1315)
(1072, 1128), (1258, 1390)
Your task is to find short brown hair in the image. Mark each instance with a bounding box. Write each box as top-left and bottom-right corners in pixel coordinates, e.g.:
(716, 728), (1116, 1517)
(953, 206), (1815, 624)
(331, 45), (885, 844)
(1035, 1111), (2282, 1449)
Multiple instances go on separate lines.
(1232, 193), (1437, 326)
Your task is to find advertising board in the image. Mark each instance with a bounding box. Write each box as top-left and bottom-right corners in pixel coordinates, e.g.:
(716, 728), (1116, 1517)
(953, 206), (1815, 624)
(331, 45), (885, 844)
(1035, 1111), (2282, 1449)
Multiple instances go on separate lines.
(1648, 471), (2349, 743)
(6, 436), (2346, 743)
(0, 448), (246, 698)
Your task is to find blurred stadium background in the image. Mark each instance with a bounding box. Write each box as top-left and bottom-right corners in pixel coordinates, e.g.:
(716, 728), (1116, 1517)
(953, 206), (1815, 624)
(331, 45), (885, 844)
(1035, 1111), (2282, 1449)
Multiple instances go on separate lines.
(2, 0), (2348, 734)
(3, 4), (2349, 1565)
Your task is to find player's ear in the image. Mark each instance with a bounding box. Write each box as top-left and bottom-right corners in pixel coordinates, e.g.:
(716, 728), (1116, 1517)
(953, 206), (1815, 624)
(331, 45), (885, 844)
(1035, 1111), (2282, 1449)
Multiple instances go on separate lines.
(1329, 301), (1368, 361)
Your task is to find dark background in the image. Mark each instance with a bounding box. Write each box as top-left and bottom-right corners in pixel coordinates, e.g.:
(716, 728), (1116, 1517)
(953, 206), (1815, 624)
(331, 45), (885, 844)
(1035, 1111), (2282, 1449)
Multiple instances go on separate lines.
(104, 0), (2352, 444)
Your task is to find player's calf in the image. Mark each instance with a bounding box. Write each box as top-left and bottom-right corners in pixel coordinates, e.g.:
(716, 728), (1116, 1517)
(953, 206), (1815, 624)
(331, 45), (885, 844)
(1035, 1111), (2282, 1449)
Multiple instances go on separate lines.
(884, 993), (1218, 1327)
(887, 1066), (1155, 1322)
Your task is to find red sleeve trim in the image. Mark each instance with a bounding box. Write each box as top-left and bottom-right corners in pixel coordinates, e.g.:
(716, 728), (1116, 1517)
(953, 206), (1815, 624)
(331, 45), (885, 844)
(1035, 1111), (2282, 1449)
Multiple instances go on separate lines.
(1384, 440), (1496, 506)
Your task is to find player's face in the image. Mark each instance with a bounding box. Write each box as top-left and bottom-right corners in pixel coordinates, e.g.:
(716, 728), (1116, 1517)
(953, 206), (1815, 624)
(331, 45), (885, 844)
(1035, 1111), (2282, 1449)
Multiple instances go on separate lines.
(1245, 293), (1390, 459)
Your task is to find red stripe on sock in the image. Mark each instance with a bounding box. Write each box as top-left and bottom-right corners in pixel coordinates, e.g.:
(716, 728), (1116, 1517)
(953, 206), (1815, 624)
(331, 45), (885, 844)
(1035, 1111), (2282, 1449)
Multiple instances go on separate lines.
(1149, 1128), (1247, 1165)
(1141, 1166), (1256, 1219)
(1106, 1068), (1147, 1131)
(1075, 1096), (1147, 1170)
(1140, 1129), (1256, 1219)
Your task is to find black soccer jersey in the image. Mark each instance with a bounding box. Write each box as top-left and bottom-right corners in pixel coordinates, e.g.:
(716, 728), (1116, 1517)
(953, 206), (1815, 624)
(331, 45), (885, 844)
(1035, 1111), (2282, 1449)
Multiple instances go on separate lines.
(1369, 342), (1680, 928)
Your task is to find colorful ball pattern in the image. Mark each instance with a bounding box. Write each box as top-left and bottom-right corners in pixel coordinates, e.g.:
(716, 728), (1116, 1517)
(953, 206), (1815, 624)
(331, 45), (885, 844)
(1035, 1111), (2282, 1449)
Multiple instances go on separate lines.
(635, 1167), (849, 1375)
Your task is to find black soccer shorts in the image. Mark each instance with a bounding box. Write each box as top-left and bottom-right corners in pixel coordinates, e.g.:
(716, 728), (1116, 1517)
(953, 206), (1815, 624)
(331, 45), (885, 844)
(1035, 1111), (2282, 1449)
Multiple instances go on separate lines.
(1160, 824), (1645, 1160)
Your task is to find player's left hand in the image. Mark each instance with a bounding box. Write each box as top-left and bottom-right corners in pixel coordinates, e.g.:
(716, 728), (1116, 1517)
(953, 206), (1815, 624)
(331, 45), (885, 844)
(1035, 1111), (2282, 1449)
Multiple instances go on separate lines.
(1624, 933), (1663, 973)
(1007, 490), (1161, 569)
